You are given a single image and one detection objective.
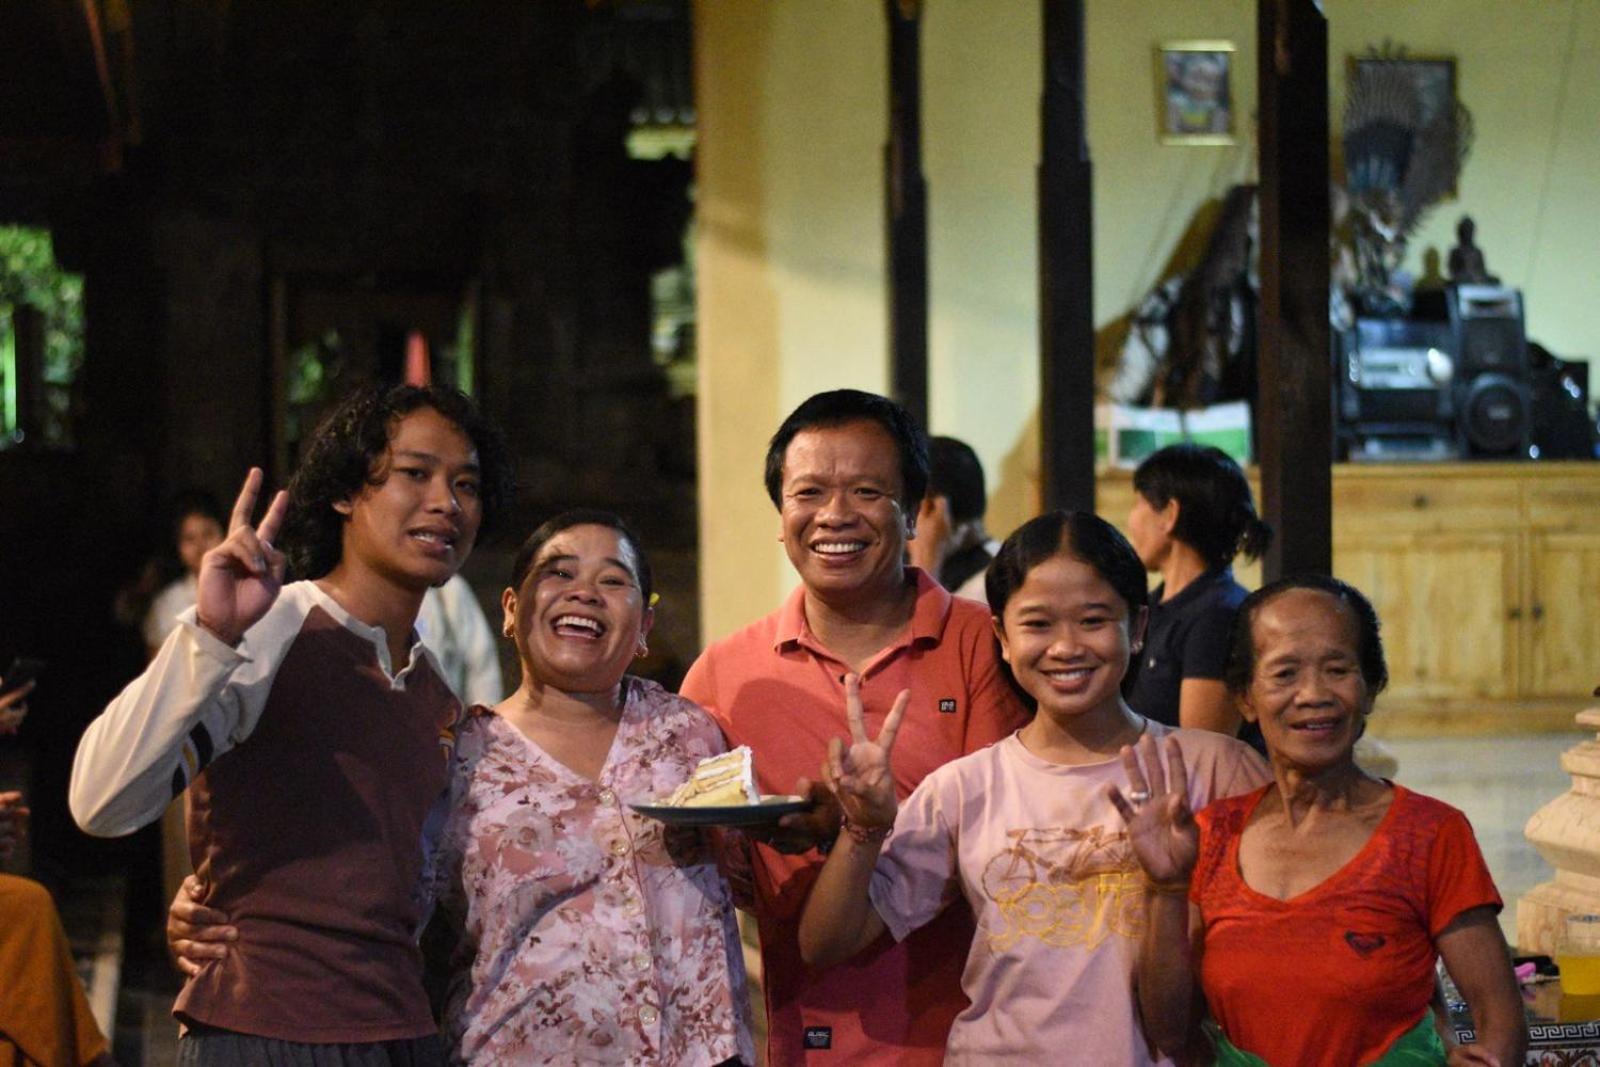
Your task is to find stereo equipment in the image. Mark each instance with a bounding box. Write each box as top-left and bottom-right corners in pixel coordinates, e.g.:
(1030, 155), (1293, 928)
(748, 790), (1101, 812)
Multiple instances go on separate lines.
(1530, 349), (1596, 459)
(1337, 316), (1456, 459)
(1449, 285), (1531, 458)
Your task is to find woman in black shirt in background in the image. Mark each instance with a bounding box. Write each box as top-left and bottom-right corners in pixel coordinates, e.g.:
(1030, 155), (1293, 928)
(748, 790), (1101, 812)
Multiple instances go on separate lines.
(1123, 444), (1270, 745)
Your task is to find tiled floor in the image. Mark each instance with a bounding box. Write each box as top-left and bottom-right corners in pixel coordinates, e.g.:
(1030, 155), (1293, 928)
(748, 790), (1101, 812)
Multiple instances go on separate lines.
(1383, 731), (1587, 945)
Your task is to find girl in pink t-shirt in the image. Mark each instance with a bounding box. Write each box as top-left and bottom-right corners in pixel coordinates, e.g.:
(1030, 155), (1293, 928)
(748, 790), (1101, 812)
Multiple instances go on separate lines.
(799, 511), (1268, 1065)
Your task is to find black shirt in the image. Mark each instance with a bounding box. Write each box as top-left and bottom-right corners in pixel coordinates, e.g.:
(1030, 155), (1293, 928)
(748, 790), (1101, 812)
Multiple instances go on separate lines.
(1123, 567), (1262, 752)
(938, 541), (995, 599)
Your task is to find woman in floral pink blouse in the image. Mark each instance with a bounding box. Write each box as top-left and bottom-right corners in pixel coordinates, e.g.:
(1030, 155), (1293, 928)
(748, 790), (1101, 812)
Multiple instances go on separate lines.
(426, 509), (754, 1066)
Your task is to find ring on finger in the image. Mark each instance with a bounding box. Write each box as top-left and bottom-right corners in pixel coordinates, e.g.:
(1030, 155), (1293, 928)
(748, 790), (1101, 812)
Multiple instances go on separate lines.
(1127, 789), (1152, 806)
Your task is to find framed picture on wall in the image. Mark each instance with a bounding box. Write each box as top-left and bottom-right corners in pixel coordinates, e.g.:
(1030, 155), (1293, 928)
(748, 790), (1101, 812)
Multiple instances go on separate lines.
(1157, 41), (1236, 145)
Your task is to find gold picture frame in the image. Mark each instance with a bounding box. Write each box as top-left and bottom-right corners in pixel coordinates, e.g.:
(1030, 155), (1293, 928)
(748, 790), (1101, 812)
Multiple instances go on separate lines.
(1157, 40), (1237, 145)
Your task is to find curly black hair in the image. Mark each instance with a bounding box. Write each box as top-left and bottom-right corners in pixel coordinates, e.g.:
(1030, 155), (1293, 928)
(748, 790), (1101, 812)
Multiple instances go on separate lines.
(278, 385), (513, 581)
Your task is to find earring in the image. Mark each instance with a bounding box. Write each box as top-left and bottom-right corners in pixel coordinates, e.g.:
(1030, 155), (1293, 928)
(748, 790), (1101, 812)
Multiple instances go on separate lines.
(635, 641), (649, 659)
(503, 627), (514, 639)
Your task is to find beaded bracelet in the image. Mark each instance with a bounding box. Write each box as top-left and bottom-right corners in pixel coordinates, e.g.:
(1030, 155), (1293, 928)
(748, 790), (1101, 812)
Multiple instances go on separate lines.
(841, 818), (891, 846)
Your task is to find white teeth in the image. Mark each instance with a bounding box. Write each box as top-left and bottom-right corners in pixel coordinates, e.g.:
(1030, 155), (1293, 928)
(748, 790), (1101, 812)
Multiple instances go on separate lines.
(411, 531), (453, 546)
(553, 615), (604, 635)
(814, 542), (866, 555)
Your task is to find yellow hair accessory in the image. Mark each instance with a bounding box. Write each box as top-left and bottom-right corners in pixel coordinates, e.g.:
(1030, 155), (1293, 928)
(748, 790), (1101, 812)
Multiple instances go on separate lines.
(649, 592), (661, 608)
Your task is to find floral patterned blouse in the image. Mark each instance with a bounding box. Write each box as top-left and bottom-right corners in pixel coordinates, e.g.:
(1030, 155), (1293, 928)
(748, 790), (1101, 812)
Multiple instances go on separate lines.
(427, 678), (754, 1065)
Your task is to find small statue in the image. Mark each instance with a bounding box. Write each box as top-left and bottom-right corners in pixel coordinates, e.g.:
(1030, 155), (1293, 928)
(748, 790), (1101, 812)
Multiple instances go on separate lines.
(1447, 215), (1498, 285)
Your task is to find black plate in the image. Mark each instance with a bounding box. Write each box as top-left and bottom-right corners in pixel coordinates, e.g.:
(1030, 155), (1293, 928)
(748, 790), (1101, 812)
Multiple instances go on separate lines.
(629, 795), (813, 827)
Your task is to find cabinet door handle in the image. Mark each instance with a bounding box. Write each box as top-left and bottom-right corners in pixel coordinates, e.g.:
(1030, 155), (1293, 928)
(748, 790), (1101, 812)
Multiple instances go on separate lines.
(1507, 607), (1523, 620)
(1411, 494), (1430, 509)
(1532, 604), (1545, 621)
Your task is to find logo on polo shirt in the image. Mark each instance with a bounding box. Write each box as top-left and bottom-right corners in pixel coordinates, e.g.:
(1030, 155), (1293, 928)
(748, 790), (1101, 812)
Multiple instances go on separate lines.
(939, 698), (957, 714)
(803, 1027), (833, 1049)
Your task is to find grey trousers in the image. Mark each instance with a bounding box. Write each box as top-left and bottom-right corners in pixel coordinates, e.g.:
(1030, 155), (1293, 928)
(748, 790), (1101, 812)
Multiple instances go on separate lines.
(176, 1026), (446, 1067)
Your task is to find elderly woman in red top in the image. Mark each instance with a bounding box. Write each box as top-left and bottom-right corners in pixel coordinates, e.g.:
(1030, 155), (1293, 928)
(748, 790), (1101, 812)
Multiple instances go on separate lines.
(1110, 574), (1526, 1067)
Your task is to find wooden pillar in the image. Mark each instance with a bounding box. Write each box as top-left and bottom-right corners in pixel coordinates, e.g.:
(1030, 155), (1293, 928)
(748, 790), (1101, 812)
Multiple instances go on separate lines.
(1256, 0), (1332, 578)
(885, 0), (928, 428)
(1038, 0), (1095, 511)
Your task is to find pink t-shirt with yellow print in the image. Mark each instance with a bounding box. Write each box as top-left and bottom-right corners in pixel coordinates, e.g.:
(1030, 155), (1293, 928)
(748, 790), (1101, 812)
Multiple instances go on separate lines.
(869, 723), (1269, 1065)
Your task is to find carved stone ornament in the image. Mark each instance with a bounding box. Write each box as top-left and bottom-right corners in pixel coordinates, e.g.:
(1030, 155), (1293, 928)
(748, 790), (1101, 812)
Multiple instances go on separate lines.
(1518, 706), (1600, 955)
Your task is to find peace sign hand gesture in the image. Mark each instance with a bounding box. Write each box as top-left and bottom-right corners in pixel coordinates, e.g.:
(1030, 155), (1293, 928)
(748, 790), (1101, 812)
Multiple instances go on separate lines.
(822, 674), (910, 834)
(195, 468), (290, 647)
(1106, 733), (1199, 887)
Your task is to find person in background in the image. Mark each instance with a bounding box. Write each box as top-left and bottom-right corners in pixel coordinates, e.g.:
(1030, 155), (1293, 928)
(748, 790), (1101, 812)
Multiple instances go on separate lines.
(143, 490), (226, 658)
(1111, 574), (1525, 1067)
(417, 574), (505, 707)
(907, 436), (998, 601)
(681, 390), (1029, 1065)
(1123, 444), (1269, 738)
(139, 489), (230, 916)
(71, 384), (509, 1066)
(799, 511), (1266, 1064)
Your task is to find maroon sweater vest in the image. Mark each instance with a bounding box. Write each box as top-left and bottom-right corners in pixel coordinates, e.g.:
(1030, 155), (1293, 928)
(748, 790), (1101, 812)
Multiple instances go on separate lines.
(175, 606), (455, 1043)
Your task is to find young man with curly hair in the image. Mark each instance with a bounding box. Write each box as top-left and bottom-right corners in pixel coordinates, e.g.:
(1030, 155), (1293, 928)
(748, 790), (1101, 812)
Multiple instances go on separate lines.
(71, 385), (510, 1066)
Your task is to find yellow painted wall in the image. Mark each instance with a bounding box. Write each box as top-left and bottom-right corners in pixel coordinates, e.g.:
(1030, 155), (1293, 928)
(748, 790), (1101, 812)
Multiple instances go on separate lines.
(695, 0), (1600, 645)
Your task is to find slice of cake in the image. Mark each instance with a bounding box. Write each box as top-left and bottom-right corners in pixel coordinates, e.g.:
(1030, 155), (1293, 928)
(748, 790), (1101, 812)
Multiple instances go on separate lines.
(665, 746), (760, 807)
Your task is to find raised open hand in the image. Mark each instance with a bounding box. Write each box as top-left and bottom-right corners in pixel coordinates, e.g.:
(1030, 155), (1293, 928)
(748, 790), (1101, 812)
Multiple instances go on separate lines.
(196, 468), (289, 646)
(821, 674), (909, 834)
(1106, 733), (1199, 887)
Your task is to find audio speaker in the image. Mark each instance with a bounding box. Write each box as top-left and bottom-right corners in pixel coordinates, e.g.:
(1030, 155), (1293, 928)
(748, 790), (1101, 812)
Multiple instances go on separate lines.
(1449, 285), (1531, 458)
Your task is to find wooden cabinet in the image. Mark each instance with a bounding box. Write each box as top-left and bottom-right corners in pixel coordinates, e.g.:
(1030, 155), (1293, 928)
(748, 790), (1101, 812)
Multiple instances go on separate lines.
(1097, 462), (1600, 732)
(1336, 530), (1520, 705)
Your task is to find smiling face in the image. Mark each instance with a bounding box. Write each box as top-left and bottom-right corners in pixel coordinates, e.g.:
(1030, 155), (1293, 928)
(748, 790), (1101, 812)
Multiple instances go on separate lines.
(1240, 588), (1371, 771)
(995, 551), (1143, 728)
(336, 406), (483, 593)
(502, 523), (653, 695)
(778, 420), (913, 605)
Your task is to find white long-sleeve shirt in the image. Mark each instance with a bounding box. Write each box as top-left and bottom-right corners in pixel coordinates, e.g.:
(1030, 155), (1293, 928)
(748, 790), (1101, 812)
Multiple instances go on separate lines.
(71, 581), (443, 837)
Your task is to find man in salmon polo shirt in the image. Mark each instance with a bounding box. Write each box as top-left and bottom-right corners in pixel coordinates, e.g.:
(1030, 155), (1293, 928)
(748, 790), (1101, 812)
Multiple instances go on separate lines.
(681, 389), (1029, 1065)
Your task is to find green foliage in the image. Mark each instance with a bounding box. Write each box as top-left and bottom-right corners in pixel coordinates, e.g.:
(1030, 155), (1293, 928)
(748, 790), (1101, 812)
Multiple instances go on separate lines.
(0, 226), (86, 390)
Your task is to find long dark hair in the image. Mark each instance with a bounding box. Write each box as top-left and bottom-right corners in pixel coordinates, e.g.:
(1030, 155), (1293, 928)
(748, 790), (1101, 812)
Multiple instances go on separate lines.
(279, 385), (511, 580)
(1133, 443), (1271, 569)
(985, 510), (1148, 709)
